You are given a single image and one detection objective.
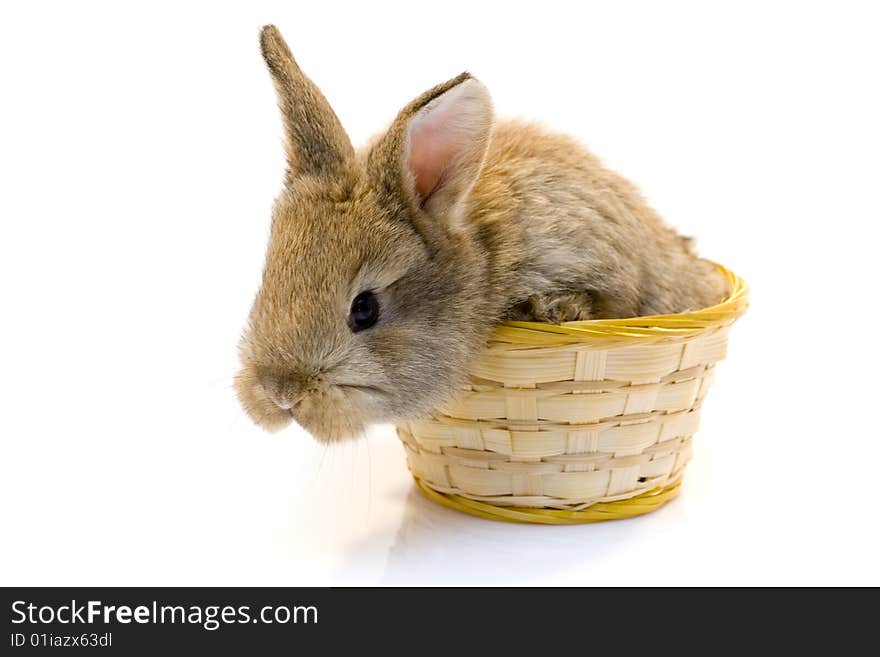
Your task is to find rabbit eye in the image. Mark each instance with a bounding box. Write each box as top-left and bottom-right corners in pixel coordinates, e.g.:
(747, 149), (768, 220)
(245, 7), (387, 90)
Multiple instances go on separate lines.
(349, 291), (380, 332)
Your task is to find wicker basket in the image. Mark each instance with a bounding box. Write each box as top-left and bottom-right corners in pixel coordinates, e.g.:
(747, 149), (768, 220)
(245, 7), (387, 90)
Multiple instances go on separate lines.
(396, 265), (748, 524)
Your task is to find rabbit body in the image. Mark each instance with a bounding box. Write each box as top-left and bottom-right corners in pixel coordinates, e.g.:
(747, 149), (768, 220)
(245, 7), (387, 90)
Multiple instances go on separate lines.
(464, 120), (725, 322)
(235, 26), (726, 441)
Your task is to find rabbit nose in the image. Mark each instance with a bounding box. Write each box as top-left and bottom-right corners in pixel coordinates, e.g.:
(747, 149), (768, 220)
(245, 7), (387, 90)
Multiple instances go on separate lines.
(264, 384), (302, 411)
(256, 368), (306, 410)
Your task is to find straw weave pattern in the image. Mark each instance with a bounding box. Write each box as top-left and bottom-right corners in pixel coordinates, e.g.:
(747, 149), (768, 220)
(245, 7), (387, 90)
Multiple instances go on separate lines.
(397, 265), (747, 514)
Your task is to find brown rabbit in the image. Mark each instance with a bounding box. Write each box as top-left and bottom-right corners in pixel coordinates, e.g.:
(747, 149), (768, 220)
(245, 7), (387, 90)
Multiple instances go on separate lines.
(235, 25), (727, 441)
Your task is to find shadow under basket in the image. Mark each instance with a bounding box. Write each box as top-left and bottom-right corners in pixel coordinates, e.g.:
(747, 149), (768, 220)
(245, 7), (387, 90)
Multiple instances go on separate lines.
(396, 265), (748, 524)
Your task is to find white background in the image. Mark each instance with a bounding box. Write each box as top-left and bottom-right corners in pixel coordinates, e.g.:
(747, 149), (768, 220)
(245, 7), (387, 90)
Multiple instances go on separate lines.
(1, 1), (878, 586)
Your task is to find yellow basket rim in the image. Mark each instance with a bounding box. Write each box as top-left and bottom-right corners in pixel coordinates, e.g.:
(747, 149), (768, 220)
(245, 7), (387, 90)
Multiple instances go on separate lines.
(414, 476), (683, 525)
(490, 263), (748, 345)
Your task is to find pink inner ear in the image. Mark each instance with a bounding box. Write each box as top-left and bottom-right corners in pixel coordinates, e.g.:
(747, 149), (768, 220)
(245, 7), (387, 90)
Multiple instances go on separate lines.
(407, 102), (469, 204)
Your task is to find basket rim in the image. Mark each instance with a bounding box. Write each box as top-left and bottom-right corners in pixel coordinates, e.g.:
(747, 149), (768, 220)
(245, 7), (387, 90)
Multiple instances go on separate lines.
(490, 263), (748, 345)
(413, 475), (683, 524)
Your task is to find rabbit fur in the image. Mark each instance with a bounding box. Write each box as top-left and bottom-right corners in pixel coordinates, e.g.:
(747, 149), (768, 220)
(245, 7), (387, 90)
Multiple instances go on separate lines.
(235, 25), (727, 441)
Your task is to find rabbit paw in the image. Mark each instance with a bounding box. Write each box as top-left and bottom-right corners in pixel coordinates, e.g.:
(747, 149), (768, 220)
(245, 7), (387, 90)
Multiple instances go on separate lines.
(508, 291), (594, 323)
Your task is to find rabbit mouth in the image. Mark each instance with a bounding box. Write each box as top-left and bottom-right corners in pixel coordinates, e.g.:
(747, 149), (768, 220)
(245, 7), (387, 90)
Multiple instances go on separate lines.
(289, 386), (375, 442)
(336, 383), (387, 397)
(235, 360), (390, 440)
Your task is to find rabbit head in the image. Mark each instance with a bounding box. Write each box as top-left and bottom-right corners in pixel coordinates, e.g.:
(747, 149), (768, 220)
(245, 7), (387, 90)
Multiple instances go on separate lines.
(235, 26), (497, 442)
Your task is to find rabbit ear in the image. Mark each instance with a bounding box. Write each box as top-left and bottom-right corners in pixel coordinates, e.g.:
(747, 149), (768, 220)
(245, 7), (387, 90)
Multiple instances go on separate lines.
(260, 25), (354, 181)
(370, 74), (493, 232)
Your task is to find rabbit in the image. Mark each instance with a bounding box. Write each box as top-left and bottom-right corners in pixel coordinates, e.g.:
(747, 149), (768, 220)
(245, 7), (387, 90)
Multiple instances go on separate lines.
(235, 25), (728, 442)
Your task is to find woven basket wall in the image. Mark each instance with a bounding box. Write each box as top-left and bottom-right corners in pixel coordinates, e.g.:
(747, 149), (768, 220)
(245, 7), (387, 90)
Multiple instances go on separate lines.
(396, 265), (748, 524)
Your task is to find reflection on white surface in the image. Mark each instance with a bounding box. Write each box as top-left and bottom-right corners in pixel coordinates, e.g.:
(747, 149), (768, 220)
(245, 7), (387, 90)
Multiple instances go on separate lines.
(270, 423), (679, 586)
(381, 486), (655, 585)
